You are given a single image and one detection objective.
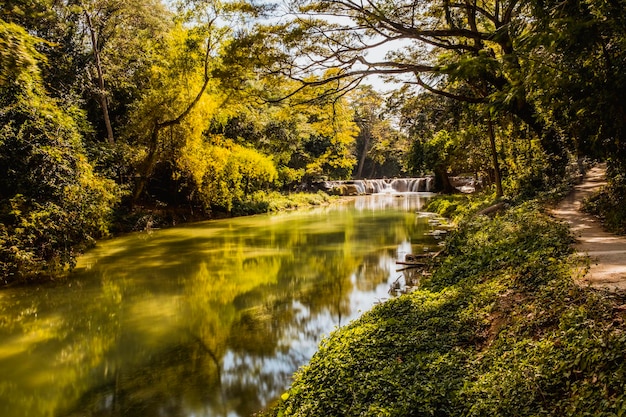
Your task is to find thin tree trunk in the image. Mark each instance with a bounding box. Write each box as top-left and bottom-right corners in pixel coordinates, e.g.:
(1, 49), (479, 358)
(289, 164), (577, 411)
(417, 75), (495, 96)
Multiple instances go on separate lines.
(84, 10), (114, 145)
(434, 166), (457, 194)
(132, 37), (219, 204)
(487, 119), (503, 197)
(356, 127), (370, 179)
(132, 124), (160, 202)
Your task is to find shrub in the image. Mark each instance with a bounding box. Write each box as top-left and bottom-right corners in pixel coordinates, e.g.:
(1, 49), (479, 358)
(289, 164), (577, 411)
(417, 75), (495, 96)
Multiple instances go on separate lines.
(231, 191), (332, 216)
(0, 65), (118, 284)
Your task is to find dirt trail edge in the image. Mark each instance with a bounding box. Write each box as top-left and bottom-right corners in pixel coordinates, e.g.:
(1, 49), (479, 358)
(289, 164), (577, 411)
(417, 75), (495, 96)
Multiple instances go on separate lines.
(552, 164), (626, 291)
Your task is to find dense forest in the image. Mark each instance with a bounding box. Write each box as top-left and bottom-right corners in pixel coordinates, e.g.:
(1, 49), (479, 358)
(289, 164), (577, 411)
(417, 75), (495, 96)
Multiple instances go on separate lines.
(1, 0), (626, 285)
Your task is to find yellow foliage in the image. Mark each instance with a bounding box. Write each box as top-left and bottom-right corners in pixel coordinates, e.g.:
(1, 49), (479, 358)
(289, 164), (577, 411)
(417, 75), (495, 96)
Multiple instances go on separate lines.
(124, 22), (223, 150)
(177, 137), (278, 212)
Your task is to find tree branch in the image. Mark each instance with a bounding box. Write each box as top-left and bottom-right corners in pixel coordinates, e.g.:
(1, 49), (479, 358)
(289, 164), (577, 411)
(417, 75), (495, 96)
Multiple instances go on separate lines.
(414, 76), (486, 103)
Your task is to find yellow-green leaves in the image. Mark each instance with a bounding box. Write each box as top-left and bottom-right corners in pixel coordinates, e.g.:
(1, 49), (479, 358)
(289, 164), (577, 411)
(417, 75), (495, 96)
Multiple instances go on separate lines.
(178, 137), (278, 212)
(0, 19), (45, 88)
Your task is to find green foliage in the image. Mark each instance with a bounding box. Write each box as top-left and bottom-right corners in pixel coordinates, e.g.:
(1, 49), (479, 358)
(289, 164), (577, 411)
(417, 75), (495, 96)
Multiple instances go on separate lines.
(430, 203), (574, 290)
(0, 68), (118, 283)
(583, 171), (626, 235)
(0, 19), (45, 88)
(424, 193), (495, 221)
(525, 0), (626, 167)
(266, 204), (626, 417)
(465, 285), (626, 416)
(349, 86), (409, 178)
(230, 191), (332, 216)
(293, 87), (358, 182)
(408, 130), (455, 177)
(273, 290), (476, 417)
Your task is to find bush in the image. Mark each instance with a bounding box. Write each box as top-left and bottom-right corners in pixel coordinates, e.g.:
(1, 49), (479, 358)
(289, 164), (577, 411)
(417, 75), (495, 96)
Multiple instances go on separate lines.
(177, 138), (278, 213)
(231, 191), (332, 216)
(424, 193), (498, 221)
(430, 203), (574, 290)
(0, 75), (118, 284)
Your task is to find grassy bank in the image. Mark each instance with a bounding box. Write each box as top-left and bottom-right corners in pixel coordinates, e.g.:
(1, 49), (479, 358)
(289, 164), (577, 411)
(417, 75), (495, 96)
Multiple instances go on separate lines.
(230, 191), (336, 216)
(265, 201), (626, 416)
(111, 191), (336, 234)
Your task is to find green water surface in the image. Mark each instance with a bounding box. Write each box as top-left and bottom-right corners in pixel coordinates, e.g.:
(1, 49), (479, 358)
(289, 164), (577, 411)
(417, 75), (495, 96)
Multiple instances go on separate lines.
(0, 193), (438, 417)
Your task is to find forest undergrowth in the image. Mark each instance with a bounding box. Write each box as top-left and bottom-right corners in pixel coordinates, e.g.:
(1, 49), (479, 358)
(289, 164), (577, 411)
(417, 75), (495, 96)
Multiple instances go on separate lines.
(265, 196), (626, 416)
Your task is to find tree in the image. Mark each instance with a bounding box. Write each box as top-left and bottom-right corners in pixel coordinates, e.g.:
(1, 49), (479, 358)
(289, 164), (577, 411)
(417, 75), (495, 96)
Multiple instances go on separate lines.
(486, 118), (503, 197)
(288, 80), (359, 182)
(76, 0), (173, 145)
(126, 0), (274, 204)
(128, 22), (218, 203)
(349, 86), (406, 179)
(230, 72), (359, 185)
(0, 19), (44, 87)
(259, 0), (570, 180)
(0, 21), (117, 283)
(398, 88), (506, 194)
(83, 6), (114, 144)
(524, 0), (626, 171)
(409, 130), (459, 193)
(177, 137), (278, 212)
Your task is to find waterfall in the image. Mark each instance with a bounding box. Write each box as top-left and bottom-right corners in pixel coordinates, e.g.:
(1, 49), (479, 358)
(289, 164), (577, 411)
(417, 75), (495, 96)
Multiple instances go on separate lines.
(323, 177), (435, 195)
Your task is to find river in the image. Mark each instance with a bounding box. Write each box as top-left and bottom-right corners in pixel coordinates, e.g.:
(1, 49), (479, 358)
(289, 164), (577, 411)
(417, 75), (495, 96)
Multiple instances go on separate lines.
(0, 193), (439, 417)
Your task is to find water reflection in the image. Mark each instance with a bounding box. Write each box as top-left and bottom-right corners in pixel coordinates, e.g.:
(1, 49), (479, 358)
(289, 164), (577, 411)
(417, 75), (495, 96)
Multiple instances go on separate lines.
(0, 194), (435, 417)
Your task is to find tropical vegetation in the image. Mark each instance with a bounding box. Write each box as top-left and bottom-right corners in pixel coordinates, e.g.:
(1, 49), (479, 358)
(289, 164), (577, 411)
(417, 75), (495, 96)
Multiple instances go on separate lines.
(3, 0), (626, 415)
(3, 0), (626, 283)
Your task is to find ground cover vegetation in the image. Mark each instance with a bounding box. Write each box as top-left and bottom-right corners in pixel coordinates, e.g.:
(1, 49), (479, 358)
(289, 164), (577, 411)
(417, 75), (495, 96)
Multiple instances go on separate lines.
(266, 200), (626, 416)
(1, 0), (626, 284)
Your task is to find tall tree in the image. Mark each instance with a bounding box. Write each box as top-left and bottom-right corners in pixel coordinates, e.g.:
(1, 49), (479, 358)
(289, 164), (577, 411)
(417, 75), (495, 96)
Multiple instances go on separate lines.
(260, 0), (570, 178)
(128, 21), (221, 202)
(350, 86), (406, 178)
(77, 0), (172, 145)
(398, 89), (502, 193)
(525, 0), (626, 171)
(127, 0), (274, 203)
(351, 86), (381, 178)
(83, 7), (114, 144)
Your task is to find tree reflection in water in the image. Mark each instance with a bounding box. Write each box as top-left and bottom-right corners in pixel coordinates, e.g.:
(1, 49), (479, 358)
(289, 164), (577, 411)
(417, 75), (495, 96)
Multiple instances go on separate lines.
(0, 194), (436, 417)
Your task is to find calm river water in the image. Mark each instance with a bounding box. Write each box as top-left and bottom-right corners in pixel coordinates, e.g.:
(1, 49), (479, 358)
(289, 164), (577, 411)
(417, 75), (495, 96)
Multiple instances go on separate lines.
(0, 193), (438, 417)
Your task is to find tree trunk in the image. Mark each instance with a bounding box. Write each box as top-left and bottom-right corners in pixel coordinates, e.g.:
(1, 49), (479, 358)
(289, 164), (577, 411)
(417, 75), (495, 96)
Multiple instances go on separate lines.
(512, 98), (567, 179)
(84, 10), (114, 145)
(132, 124), (160, 203)
(487, 119), (503, 197)
(356, 127), (371, 179)
(131, 38), (216, 205)
(434, 166), (457, 194)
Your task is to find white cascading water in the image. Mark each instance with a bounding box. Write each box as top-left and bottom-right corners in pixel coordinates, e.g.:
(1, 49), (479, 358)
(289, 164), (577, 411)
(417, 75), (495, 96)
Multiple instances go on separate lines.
(324, 177), (435, 194)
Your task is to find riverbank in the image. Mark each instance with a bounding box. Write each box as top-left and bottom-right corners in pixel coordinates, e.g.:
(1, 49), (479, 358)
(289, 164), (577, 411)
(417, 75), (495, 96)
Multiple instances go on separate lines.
(264, 198), (626, 416)
(113, 191), (340, 234)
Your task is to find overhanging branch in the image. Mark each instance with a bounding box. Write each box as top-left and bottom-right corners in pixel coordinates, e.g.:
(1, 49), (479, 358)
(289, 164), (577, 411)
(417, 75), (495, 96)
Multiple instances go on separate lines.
(415, 76), (486, 103)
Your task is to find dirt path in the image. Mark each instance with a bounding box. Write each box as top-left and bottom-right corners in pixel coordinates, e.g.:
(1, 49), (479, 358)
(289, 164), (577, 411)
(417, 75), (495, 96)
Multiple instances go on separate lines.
(552, 164), (626, 290)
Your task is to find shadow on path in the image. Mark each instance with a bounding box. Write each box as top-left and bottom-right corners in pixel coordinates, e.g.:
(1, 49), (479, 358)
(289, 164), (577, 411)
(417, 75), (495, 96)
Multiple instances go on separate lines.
(552, 164), (626, 291)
